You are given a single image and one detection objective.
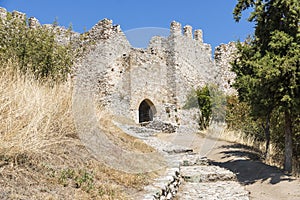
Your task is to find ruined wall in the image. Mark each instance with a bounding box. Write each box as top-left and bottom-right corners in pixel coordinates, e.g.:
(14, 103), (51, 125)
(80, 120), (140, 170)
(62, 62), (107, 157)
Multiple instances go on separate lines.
(101, 46), (171, 123)
(74, 19), (132, 118)
(171, 24), (215, 101)
(166, 22), (216, 128)
(214, 42), (238, 96)
(92, 32), (172, 123)
(1, 5), (237, 128)
(1, 8), (37, 27)
(74, 19), (219, 127)
(0, 8), (26, 22)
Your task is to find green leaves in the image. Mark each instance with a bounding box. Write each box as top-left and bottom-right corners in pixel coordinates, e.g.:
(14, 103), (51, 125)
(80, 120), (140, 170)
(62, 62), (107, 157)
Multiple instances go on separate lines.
(233, 0), (256, 22)
(184, 85), (213, 130)
(269, 31), (294, 55)
(0, 13), (74, 82)
(233, 0), (300, 172)
(233, 0), (300, 111)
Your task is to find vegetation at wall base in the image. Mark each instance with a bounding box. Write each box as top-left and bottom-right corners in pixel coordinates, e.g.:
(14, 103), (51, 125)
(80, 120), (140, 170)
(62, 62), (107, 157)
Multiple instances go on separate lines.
(184, 85), (212, 130)
(192, 89), (300, 175)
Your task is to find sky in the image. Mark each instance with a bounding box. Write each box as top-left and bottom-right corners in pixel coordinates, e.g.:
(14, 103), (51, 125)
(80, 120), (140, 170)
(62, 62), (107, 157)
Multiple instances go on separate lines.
(0, 0), (254, 51)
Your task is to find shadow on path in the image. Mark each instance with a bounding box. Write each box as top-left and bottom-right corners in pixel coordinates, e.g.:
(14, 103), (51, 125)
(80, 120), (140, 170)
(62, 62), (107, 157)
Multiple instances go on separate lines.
(211, 143), (295, 185)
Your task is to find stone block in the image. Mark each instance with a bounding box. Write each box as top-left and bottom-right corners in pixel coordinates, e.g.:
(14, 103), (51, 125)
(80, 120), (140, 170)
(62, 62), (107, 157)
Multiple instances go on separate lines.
(180, 165), (236, 182)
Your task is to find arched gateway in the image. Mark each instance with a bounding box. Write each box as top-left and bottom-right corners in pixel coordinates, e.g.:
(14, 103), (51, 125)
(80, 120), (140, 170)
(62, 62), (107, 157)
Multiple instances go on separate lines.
(138, 99), (156, 123)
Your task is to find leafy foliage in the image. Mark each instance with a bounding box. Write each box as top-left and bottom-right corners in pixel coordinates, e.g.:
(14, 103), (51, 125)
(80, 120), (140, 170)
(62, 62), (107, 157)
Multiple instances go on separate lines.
(0, 12), (74, 82)
(232, 0), (300, 172)
(196, 86), (212, 130)
(226, 95), (264, 140)
(209, 84), (227, 123)
(184, 85), (212, 130)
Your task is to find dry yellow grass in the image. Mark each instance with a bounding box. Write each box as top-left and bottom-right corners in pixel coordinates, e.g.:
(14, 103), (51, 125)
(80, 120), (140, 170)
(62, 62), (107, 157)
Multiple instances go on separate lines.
(0, 62), (154, 199)
(99, 116), (154, 154)
(215, 128), (300, 176)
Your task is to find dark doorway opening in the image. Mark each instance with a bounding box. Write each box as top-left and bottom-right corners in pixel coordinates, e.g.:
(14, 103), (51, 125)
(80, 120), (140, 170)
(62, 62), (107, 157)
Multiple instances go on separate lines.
(138, 99), (156, 123)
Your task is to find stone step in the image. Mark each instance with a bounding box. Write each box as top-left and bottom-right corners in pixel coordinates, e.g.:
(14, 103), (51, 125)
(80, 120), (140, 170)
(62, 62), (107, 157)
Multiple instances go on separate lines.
(116, 123), (193, 155)
(177, 181), (249, 200)
(180, 154), (209, 166)
(180, 165), (236, 183)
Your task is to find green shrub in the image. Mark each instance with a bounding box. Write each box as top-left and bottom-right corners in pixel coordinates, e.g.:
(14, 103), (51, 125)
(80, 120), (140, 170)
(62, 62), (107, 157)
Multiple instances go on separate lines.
(184, 85), (212, 130)
(0, 12), (74, 82)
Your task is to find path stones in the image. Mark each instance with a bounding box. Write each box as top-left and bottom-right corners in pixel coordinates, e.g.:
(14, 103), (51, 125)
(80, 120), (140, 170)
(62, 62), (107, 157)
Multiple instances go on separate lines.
(177, 182), (249, 200)
(142, 120), (177, 133)
(117, 123), (249, 200)
(180, 165), (236, 183)
(180, 154), (209, 166)
(117, 123), (193, 154)
(178, 154), (249, 200)
(116, 123), (185, 199)
(142, 167), (181, 200)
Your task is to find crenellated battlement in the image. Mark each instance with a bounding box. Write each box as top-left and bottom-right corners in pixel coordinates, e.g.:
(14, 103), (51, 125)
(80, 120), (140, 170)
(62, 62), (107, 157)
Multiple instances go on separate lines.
(170, 21), (203, 43)
(170, 21), (182, 36)
(0, 7), (80, 46)
(183, 25), (193, 39)
(0, 6), (207, 52)
(194, 29), (203, 43)
(0, 7), (41, 30)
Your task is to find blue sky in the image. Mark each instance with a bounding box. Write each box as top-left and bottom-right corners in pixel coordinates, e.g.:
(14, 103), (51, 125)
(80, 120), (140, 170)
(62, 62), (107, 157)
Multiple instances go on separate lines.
(0, 0), (254, 51)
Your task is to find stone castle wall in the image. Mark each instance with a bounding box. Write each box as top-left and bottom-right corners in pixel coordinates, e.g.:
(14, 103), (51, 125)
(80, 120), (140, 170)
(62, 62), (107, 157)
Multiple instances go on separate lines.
(214, 42), (238, 96)
(74, 18), (220, 127)
(1, 6), (238, 128)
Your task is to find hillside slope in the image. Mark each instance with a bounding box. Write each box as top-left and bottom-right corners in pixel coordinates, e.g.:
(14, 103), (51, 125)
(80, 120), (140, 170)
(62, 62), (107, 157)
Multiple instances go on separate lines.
(0, 65), (155, 200)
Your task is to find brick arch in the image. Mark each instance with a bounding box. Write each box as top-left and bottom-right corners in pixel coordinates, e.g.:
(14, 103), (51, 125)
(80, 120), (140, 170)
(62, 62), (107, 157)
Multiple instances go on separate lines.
(138, 99), (156, 123)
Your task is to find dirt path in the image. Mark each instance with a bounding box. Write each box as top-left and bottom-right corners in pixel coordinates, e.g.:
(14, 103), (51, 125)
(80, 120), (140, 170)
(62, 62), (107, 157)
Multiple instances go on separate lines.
(157, 132), (300, 200)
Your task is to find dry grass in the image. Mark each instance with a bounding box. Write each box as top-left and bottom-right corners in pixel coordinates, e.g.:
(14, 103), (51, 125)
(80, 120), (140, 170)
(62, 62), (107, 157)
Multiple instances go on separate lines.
(99, 116), (154, 154)
(216, 128), (300, 176)
(0, 63), (153, 199)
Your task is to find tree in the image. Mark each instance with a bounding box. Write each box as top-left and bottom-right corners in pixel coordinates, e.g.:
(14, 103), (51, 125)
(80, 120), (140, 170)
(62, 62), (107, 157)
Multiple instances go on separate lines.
(232, 0), (300, 173)
(183, 85), (212, 130)
(196, 86), (212, 130)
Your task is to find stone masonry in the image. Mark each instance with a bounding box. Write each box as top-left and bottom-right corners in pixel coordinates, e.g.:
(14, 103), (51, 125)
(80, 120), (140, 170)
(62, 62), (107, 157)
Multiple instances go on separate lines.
(74, 18), (238, 130)
(214, 42), (238, 96)
(0, 6), (237, 129)
(75, 18), (221, 130)
(0, 7), (7, 20)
